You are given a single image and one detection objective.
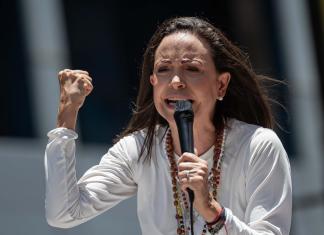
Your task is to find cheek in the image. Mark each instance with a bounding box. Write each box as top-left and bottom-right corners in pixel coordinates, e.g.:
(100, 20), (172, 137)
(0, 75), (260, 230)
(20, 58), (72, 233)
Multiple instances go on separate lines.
(194, 82), (218, 102)
(153, 89), (160, 107)
(208, 78), (220, 100)
(152, 84), (164, 111)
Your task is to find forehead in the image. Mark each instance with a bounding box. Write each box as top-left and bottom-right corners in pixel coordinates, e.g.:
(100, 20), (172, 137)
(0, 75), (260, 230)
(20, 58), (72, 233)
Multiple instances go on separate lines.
(154, 32), (212, 61)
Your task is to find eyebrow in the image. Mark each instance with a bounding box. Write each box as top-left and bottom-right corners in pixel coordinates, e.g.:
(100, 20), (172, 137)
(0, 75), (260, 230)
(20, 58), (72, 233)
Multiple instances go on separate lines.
(154, 59), (171, 68)
(154, 57), (204, 67)
(181, 58), (204, 64)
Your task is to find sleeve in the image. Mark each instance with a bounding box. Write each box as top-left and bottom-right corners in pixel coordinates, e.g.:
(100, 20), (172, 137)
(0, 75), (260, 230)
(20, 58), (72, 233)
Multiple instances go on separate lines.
(44, 128), (138, 228)
(223, 129), (292, 235)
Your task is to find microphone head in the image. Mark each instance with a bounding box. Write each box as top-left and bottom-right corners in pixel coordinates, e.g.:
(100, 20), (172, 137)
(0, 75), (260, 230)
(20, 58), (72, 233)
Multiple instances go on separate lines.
(174, 100), (194, 121)
(174, 100), (192, 113)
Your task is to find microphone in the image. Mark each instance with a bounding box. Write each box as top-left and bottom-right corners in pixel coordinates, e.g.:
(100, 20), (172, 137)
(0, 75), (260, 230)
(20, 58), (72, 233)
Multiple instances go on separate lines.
(174, 100), (195, 235)
(174, 100), (194, 155)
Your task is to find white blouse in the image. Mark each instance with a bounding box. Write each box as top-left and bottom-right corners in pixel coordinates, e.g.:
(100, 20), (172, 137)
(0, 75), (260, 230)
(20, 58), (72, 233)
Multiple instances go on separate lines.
(44, 119), (292, 235)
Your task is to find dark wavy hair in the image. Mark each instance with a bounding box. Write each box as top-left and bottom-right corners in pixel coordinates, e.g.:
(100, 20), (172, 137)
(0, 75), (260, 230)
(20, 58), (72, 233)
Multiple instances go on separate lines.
(116, 16), (276, 161)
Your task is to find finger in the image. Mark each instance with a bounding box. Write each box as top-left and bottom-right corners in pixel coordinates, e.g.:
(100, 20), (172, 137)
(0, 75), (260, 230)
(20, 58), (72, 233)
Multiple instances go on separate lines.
(75, 73), (93, 83)
(83, 80), (93, 95)
(71, 71), (92, 82)
(58, 69), (76, 84)
(178, 162), (198, 171)
(181, 184), (192, 193)
(179, 176), (204, 192)
(77, 76), (93, 96)
(83, 74), (92, 83)
(58, 68), (72, 75)
(69, 73), (93, 86)
(58, 69), (89, 76)
(59, 69), (92, 83)
(58, 69), (75, 79)
(178, 169), (203, 179)
(178, 170), (207, 185)
(72, 69), (89, 76)
(178, 152), (199, 163)
(179, 175), (204, 185)
(179, 166), (208, 180)
(180, 177), (190, 186)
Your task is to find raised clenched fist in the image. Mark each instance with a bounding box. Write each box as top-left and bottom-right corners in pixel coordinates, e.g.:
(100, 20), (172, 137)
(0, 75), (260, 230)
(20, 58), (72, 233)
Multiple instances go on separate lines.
(58, 69), (93, 109)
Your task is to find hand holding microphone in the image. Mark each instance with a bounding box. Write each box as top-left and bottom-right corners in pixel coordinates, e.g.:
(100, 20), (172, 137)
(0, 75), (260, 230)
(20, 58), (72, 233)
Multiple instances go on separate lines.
(174, 100), (210, 200)
(174, 100), (211, 235)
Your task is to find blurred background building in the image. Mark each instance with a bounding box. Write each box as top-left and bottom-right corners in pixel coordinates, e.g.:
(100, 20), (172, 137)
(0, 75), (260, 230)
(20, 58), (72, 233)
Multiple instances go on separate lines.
(0, 0), (323, 234)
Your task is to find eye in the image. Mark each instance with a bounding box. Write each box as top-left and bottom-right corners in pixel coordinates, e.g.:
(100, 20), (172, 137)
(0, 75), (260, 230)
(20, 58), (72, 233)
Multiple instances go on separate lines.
(186, 66), (200, 72)
(157, 66), (170, 73)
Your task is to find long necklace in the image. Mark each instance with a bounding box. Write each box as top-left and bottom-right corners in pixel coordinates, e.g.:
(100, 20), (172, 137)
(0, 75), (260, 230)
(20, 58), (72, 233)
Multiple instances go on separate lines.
(165, 127), (226, 235)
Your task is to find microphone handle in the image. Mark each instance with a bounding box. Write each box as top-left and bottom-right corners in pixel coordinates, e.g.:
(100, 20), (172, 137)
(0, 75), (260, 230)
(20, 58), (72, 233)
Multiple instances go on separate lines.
(174, 107), (195, 235)
(176, 117), (195, 202)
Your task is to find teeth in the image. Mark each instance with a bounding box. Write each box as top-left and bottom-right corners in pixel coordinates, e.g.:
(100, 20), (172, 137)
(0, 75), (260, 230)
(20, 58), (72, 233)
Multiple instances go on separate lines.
(165, 99), (193, 105)
(167, 99), (191, 102)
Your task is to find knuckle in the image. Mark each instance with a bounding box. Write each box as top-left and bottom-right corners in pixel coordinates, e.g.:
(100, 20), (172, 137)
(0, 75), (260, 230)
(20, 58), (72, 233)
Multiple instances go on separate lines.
(200, 159), (208, 165)
(85, 75), (92, 81)
(178, 163), (184, 169)
(196, 176), (204, 181)
(197, 169), (205, 176)
(201, 165), (208, 172)
(199, 161), (208, 170)
(62, 69), (71, 74)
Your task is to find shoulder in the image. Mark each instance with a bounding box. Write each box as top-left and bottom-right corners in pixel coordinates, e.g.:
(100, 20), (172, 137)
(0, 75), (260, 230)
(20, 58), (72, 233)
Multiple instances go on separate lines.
(227, 119), (282, 148)
(226, 119), (288, 166)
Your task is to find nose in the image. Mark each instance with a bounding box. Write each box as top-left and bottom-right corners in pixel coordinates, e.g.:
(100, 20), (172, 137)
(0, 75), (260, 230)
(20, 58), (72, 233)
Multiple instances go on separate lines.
(169, 75), (186, 89)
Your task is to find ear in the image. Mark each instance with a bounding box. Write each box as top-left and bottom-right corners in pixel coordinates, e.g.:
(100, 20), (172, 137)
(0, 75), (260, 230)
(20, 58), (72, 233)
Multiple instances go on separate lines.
(150, 75), (158, 86)
(217, 72), (231, 98)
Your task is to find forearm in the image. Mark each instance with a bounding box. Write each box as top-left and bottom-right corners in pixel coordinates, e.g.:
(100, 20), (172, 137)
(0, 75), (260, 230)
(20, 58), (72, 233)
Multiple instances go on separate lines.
(224, 208), (284, 235)
(197, 199), (285, 235)
(56, 103), (79, 130)
(45, 128), (83, 228)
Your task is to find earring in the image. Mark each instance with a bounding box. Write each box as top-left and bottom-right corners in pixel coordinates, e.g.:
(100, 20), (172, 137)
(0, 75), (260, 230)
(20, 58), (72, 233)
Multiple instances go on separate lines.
(217, 97), (223, 101)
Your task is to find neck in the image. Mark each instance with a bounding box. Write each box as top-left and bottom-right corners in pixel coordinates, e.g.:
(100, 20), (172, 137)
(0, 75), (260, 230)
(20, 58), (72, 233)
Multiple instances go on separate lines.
(169, 121), (216, 156)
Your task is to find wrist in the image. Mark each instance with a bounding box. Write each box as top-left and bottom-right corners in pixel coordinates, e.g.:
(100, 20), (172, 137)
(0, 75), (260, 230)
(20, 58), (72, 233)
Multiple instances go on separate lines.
(206, 205), (224, 225)
(204, 198), (223, 223)
(206, 205), (226, 234)
(57, 103), (79, 130)
(195, 193), (222, 223)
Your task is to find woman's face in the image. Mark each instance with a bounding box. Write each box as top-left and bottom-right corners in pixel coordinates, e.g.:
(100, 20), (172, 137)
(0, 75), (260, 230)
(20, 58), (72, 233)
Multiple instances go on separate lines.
(150, 32), (230, 126)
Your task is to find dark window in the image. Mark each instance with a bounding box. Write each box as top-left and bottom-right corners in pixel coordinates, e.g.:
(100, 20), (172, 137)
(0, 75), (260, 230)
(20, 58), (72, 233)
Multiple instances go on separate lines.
(0, 0), (35, 138)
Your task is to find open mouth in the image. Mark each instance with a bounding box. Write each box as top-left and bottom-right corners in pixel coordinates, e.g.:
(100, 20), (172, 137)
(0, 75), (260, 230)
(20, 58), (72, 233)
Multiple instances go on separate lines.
(165, 99), (194, 108)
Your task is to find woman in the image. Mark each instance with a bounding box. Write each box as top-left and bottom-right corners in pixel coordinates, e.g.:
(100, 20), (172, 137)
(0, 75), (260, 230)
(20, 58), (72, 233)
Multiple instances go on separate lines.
(45, 17), (292, 235)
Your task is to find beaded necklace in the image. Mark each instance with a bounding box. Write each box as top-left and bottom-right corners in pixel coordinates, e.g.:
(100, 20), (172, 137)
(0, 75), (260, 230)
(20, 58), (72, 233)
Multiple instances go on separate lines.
(165, 127), (226, 235)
